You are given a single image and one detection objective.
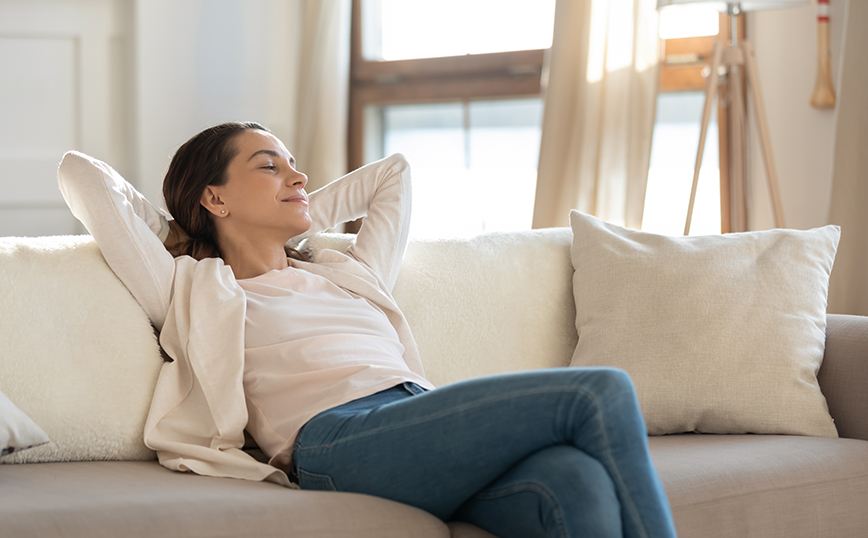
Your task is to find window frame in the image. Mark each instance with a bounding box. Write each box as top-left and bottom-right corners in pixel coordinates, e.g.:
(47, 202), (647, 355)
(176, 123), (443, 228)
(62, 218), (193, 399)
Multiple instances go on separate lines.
(348, 0), (547, 173)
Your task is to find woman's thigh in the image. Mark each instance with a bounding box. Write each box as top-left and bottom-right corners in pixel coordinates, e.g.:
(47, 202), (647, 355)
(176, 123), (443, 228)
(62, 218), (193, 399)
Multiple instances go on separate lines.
(292, 367), (645, 521)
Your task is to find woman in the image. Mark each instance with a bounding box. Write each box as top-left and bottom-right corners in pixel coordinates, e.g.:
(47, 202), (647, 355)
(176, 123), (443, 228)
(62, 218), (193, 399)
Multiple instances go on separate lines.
(58, 122), (676, 538)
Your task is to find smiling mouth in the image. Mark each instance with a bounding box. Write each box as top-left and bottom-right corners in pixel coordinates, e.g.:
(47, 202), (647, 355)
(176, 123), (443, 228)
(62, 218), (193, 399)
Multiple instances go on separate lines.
(282, 195), (308, 204)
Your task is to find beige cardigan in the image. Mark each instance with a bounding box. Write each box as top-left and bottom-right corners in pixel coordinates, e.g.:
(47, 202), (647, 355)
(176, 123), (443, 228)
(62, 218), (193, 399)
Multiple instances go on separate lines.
(58, 152), (428, 487)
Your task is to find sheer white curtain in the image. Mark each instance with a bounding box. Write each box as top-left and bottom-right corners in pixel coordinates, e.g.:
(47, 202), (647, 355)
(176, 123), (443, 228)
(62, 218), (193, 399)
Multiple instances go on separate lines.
(532, 0), (660, 229)
(291, 0), (352, 192)
(826, 0), (868, 316)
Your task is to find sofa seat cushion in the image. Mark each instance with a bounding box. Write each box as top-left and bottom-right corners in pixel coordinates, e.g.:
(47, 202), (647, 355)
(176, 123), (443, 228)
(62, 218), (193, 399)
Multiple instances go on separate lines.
(650, 434), (868, 538)
(0, 461), (448, 538)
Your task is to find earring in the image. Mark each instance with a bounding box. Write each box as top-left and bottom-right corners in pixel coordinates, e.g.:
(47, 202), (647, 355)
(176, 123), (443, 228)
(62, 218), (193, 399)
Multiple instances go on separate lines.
(220, 210), (226, 214)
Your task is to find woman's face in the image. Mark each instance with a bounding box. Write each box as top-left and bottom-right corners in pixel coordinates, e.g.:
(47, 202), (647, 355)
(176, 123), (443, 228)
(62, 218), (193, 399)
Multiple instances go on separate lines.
(205, 129), (312, 240)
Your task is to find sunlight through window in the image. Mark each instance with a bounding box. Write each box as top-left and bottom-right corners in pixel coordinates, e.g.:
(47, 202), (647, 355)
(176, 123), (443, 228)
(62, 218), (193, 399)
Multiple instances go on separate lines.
(658, 4), (720, 40)
(365, 100), (543, 239)
(642, 92), (720, 236)
(369, 0), (556, 61)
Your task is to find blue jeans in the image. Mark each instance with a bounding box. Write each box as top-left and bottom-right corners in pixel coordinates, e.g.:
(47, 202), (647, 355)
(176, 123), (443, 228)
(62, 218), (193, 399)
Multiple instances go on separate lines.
(292, 368), (677, 538)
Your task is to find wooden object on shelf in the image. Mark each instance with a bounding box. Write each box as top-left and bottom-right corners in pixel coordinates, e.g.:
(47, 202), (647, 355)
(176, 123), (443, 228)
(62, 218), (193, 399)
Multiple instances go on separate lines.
(810, 0), (836, 109)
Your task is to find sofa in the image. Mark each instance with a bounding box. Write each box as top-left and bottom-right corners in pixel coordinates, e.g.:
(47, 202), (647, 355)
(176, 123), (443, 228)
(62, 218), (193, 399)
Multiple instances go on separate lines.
(1, 226), (867, 538)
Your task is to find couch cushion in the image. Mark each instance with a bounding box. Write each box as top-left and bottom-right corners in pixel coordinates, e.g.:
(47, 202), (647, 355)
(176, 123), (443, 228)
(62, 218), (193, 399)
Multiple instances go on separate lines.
(649, 434), (868, 538)
(0, 235), (163, 463)
(0, 461), (449, 538)
(569, 211), (839, 437)
(447, 522), (499, 538)
(393, 228), (577, 387)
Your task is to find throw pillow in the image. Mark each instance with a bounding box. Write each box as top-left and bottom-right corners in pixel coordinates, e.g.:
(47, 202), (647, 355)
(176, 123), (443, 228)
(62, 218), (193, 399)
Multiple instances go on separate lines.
(1, 388), (50, 457)
(0, 235), (163, 463)
(569, 210), (840, 437)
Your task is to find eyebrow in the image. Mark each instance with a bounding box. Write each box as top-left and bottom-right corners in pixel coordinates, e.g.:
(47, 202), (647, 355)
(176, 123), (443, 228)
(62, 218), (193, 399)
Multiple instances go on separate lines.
(247, 149), (279, 161)
(247, 149), (296, 166)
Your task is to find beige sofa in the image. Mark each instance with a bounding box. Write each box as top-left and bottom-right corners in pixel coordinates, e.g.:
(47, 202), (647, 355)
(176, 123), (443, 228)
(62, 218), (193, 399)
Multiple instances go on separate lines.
(1, 228), (867, 538)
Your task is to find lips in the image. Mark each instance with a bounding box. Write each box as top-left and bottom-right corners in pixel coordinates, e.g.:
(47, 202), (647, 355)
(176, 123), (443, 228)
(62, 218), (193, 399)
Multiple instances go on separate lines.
(282, 193), (308, 204)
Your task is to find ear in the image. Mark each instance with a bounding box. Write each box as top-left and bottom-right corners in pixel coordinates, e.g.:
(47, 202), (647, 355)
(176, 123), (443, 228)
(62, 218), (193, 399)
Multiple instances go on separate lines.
(200, 185), (227, 217)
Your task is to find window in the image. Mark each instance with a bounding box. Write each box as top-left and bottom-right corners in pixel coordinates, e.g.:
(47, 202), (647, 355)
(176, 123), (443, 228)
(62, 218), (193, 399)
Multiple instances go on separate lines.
(642, 5), (741, 235)
(368, 0), (556, 61)
(351, 1), (740, 237)
(349, 0), (555, 238)
(364, 99), (543, 237)
(643, 91), (721, 236)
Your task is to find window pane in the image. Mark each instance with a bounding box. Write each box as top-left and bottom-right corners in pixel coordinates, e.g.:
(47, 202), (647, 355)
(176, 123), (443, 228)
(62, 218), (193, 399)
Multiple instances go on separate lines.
(365, 0), (556, 61)
(658, 5), (719, 40)
(467, 100), (541, 234)
(365, 99), (543, 239)
(642, 91), (720, 236)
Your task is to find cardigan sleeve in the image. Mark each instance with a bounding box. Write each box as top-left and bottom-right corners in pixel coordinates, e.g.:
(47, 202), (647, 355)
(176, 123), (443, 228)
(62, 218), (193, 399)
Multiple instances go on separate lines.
(290, 154), (412, 291)
(57, 151), (175, 331)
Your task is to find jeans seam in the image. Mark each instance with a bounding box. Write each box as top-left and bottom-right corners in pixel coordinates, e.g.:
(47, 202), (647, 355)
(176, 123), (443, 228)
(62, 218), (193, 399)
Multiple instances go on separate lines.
(297, 468), (338, 491)
(295, 386), (586, 451)
(470, 480), (568, 538)
(576, 383), (650, 538)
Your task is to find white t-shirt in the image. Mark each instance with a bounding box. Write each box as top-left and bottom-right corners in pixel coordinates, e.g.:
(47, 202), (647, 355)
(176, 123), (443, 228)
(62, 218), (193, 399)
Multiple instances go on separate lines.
(239, 264), (430, 464)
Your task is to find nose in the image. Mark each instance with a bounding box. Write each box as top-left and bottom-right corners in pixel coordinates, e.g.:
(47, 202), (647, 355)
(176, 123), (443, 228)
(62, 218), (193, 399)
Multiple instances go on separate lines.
(287, 168), (307, 189)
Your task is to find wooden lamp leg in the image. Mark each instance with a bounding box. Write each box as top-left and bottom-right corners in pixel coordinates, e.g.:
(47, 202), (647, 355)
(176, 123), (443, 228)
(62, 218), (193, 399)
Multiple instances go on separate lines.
(728, 48), (748, 233)
(685, 42), (725, 236)
(743, 40), (786, 228)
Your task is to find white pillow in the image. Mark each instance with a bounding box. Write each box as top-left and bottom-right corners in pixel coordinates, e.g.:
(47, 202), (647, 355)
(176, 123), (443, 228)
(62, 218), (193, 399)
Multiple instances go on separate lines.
(0, 235), (163, 463)
(569, 210), (840, 437)
(0, 388), (49, 457)
(393, 229), (578, 387)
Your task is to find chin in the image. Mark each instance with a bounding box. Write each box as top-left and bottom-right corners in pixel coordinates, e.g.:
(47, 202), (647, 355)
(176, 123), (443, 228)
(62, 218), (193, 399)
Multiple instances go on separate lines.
(290, 219), (312, 238)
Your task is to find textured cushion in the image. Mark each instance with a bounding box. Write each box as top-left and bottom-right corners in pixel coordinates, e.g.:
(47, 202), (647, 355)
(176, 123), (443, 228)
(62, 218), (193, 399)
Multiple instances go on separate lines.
(0, 388), (49, 457)
(569, 211), (839, 437)
(0, 461), (449, 538)
(447, 522), (499, 538)
(649, 434), (868, 538)
(306, 228), (578, 388)
(0, 235), (162, 463)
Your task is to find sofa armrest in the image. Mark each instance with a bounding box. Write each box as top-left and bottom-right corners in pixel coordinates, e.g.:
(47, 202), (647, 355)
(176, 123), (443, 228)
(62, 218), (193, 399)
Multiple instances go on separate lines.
(817, 314), (868, 441)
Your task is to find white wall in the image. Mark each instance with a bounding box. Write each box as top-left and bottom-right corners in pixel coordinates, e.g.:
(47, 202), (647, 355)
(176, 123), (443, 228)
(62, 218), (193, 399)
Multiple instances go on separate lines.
(133, 0), (304, 205)
(0, 0), (127, 236)
(0, 0), (308, 236)
(746, 0), (847, 231)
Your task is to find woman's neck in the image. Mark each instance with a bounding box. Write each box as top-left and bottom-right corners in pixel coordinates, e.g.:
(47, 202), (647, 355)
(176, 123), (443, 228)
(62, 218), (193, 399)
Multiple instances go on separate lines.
(217, 234), (290, 280)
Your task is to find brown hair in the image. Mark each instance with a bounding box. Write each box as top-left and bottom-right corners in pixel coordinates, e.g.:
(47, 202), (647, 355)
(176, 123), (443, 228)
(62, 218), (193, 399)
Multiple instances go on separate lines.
(162, 122), (266, 260)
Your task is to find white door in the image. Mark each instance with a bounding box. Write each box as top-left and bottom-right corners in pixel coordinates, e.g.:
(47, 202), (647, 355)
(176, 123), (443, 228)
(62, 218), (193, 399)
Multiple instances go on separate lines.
(0, 0), (128, 237)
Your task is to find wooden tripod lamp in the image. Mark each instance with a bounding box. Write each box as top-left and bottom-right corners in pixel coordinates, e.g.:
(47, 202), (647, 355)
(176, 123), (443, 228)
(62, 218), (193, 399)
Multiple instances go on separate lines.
(656, 0), (806, 235)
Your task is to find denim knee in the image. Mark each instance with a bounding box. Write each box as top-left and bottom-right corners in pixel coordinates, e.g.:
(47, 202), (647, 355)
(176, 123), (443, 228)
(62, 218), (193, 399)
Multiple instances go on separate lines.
(524, 445), (621, 523)
(455, 445), (622, 538)
(567, 367), (636, 400)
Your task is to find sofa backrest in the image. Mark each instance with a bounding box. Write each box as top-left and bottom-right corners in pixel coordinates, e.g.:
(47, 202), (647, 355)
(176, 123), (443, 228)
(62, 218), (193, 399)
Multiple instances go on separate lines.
(1, 229), (578, 461)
